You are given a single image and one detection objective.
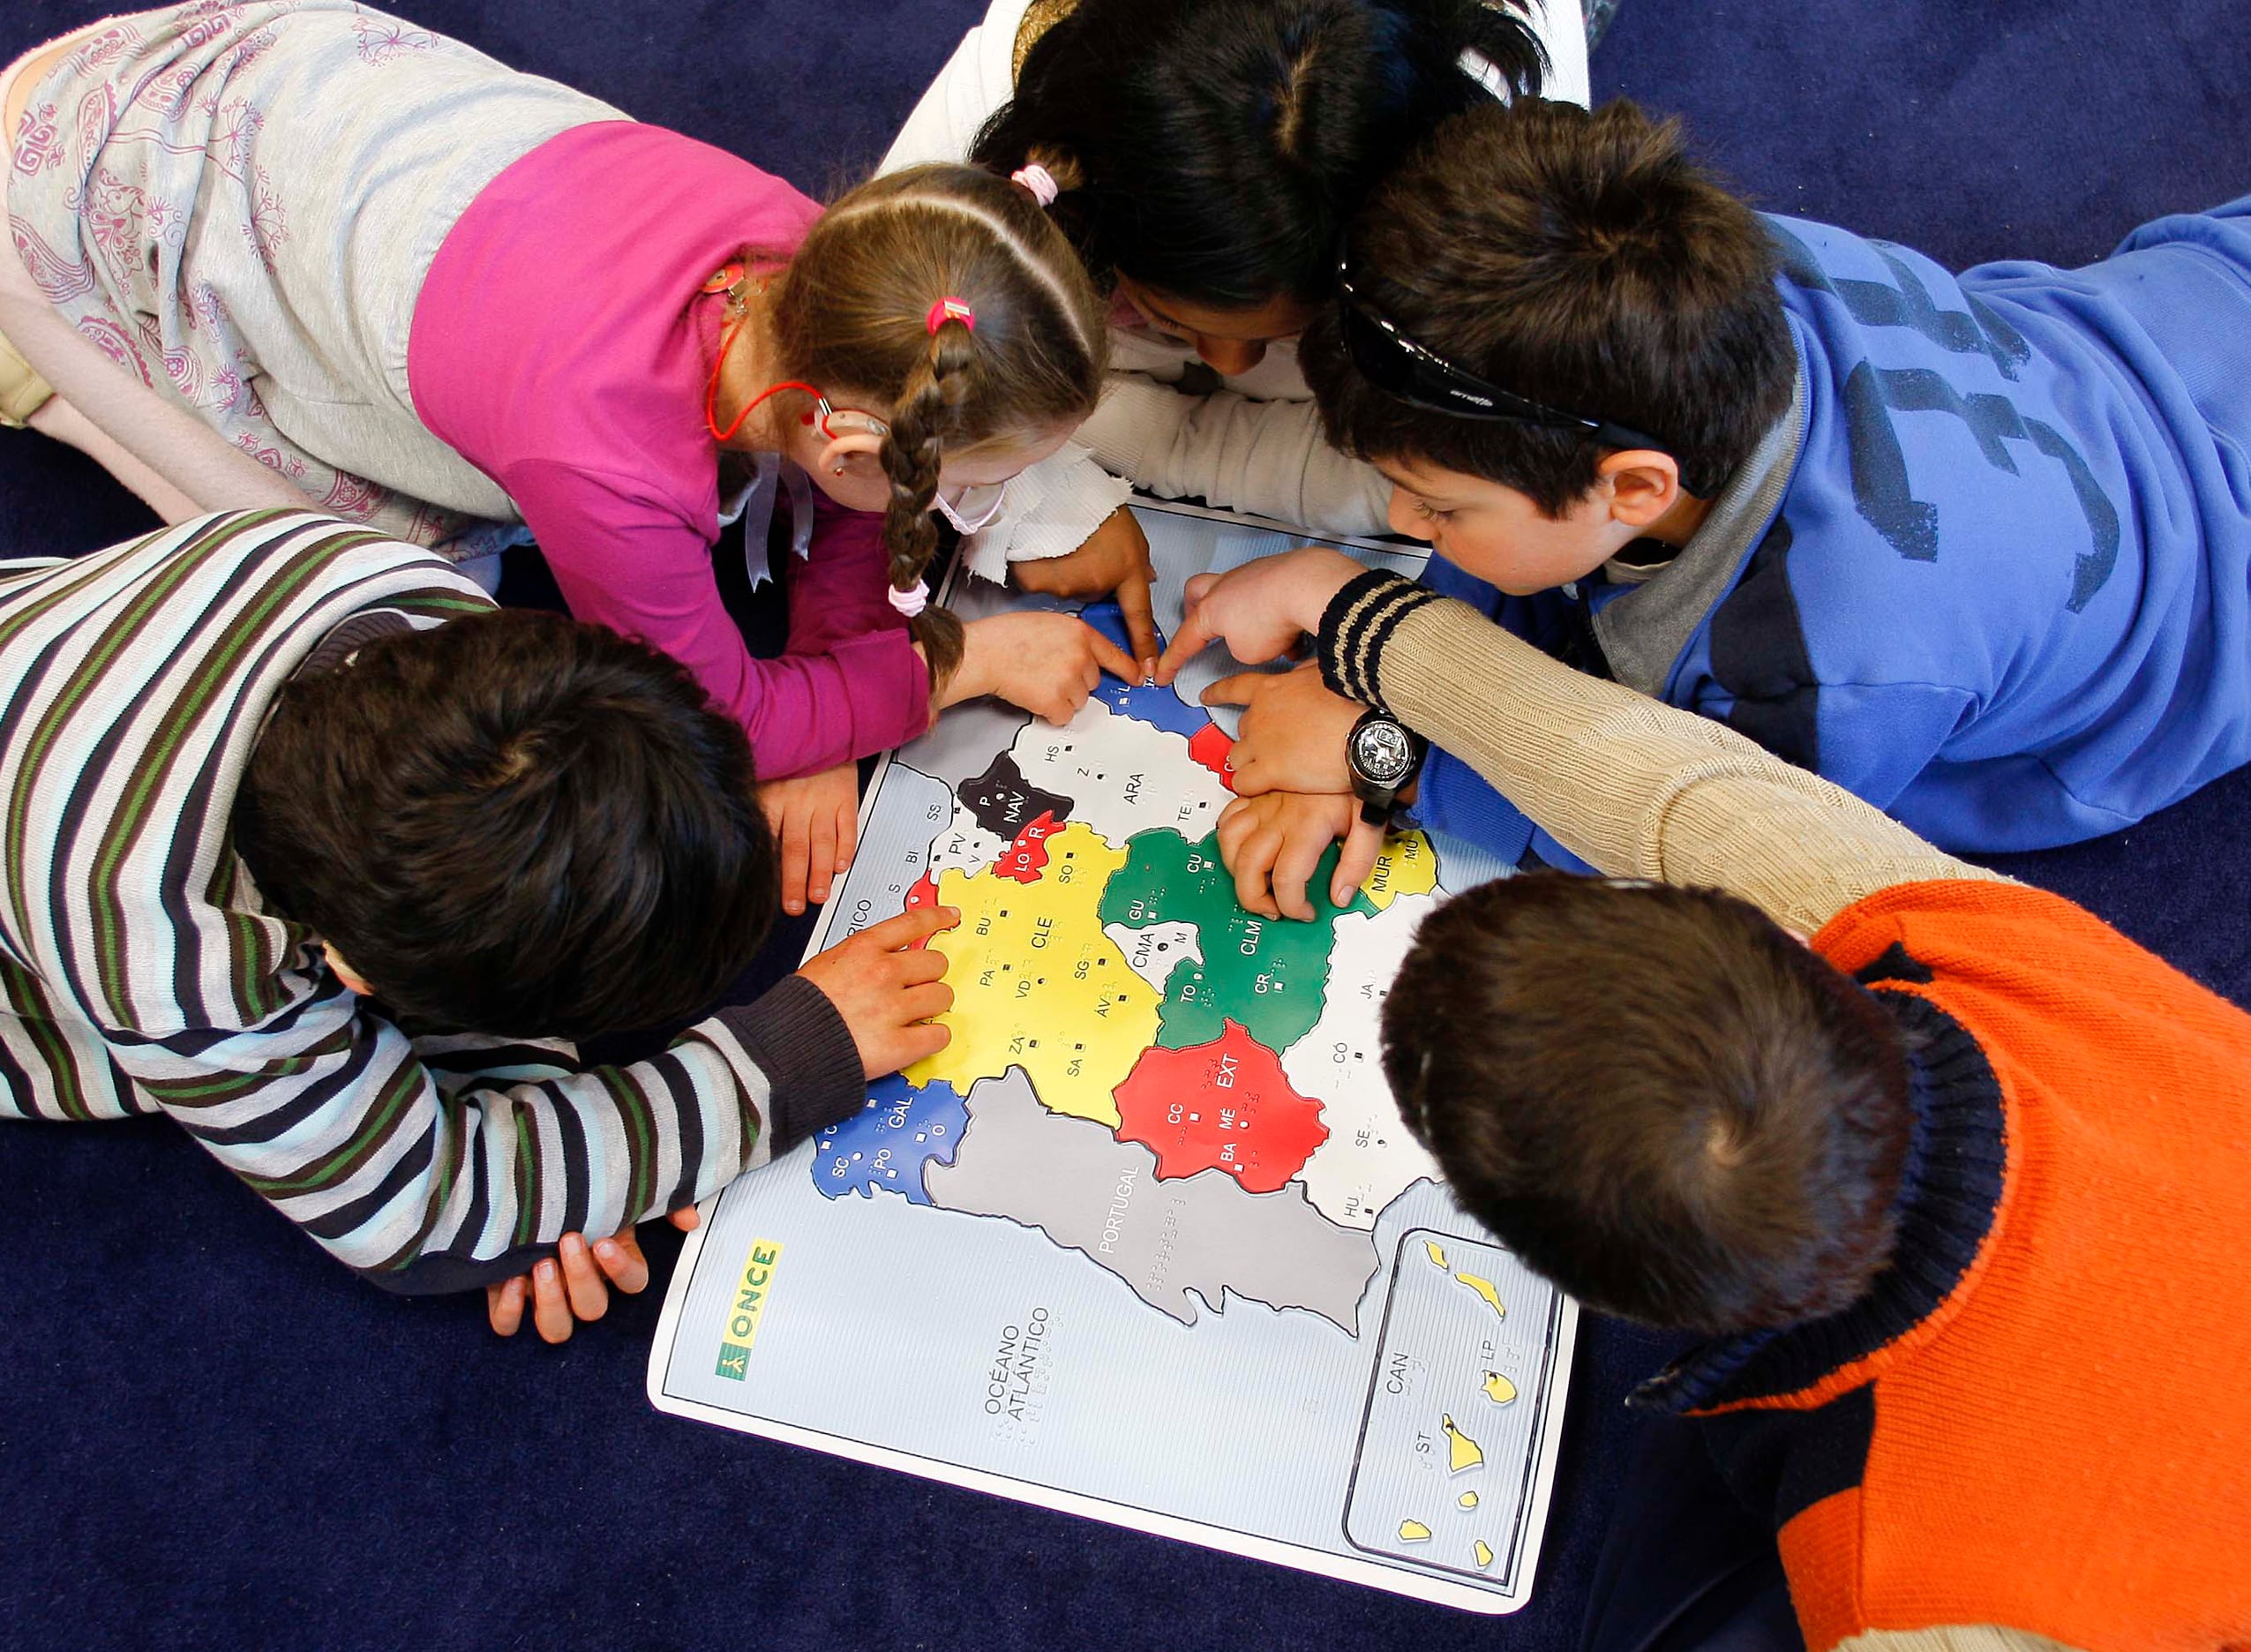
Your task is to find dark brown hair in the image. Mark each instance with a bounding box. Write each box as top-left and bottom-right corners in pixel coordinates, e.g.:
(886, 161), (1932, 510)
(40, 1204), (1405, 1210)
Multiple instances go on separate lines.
(1301, 99), (1796, 512)
(1383, 875), (1912, 1334)
(971, 0), (1545, 308)
(234, 610), (777, 1040)
(769, 163), (1109, 683)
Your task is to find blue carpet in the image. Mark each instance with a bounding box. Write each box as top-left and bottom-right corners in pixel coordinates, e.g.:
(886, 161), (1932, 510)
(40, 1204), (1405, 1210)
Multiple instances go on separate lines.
(1, 4), (2244, 1648)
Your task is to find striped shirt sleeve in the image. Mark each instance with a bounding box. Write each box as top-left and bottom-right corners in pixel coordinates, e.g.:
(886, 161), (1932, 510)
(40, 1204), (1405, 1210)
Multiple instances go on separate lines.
(111, 971), (859, 1293)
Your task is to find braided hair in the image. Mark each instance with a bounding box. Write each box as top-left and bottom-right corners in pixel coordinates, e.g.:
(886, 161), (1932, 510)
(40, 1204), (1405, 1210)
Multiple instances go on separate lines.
(769, 164), (1108, 683)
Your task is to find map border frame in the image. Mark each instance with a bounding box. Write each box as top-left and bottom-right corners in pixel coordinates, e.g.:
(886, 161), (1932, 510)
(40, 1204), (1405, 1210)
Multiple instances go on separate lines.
(648, 497), (1580, 1615)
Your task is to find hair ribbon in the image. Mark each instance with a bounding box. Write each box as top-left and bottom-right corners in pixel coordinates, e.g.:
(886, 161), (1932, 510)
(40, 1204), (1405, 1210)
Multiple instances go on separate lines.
(889, 580), (931, 618)
(1010, 164), (1061, 207)
(926, 297), (977, 334)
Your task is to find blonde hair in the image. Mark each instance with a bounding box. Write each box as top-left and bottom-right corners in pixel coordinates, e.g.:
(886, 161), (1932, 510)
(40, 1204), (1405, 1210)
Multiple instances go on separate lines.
(768, 163), (1109, 680)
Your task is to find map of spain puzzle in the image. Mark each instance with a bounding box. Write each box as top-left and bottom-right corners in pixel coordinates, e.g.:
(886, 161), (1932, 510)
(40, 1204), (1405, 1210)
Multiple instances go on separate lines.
(651, 501), (1578, 1612)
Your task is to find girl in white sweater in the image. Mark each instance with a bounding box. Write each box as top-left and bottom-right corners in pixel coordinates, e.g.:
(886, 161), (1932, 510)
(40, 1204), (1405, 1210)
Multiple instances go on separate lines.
(882, 0), (1589, 668)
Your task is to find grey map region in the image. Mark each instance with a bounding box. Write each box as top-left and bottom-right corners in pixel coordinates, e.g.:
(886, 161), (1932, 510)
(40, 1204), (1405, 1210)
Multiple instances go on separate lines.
(901, 697), (1036, 791)
(924, 1068), (1381, 1333)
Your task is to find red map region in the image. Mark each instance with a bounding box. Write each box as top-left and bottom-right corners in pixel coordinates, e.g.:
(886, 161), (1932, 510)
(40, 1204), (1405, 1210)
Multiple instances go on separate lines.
(1188, 725), (1236, 792)
(902, 870), (939, 947)
(995, 810), (1062, 883)
(1111, 1019), (1328, 1191)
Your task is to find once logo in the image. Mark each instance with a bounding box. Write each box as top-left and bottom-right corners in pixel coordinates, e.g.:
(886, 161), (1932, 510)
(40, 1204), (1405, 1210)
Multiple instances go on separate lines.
(714, 1238), (784, 1380)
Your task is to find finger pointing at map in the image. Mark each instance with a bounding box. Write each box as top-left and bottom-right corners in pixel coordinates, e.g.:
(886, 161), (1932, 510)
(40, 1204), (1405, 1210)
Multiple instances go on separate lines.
(796, 905), (962, 1078)
(1156, 548), (1369, 684)
(1009, 507), (1164, 677)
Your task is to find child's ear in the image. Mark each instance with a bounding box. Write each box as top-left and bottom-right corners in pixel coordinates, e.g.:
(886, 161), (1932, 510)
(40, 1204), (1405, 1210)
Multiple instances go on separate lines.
(814, 427), (886, 479)
(1597, 450), (1684, 529)
(321, 943), (377, 997)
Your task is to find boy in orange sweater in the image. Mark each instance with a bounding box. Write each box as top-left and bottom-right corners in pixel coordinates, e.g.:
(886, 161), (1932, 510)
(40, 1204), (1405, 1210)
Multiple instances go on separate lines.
(1174, 546), (2251, 1652)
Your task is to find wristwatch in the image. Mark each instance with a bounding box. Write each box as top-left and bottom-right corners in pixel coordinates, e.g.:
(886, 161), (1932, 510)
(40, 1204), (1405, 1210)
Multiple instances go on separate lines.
(1346, 708), (1427, 828)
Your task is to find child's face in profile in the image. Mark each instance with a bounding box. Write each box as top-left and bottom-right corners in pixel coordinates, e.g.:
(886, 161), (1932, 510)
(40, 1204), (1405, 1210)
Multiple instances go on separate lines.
(1372, 454), (1627, 596)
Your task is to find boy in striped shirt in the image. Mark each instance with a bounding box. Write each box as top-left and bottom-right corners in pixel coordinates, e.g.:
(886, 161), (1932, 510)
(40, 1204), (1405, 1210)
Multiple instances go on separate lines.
(0, 508), (952, 1325)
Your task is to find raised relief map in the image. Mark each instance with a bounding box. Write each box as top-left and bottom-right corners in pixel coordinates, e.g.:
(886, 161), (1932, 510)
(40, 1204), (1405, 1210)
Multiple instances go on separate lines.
(656, 504), (1577, 1615)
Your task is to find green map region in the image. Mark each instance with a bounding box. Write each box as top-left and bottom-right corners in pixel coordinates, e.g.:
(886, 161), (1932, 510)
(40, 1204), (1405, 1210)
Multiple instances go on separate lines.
(1097, 829), (1376, 1053)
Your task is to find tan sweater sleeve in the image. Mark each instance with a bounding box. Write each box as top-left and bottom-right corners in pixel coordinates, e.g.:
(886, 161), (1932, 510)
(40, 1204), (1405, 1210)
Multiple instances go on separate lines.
(1319, 574), (2007, 935)
(1832, 1626), (2082, 1652)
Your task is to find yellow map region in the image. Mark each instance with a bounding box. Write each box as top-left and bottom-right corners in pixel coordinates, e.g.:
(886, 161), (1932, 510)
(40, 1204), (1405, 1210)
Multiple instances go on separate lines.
(1361, 830), (1438, 909)
(905, 822), (1158, 1128)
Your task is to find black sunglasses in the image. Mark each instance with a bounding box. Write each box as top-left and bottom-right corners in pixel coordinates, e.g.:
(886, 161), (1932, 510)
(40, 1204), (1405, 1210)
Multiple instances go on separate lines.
(1336, 260), (1670, 455)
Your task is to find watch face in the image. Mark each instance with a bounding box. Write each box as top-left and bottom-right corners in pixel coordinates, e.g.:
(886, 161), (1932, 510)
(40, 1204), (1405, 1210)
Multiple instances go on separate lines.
(1352, 718), (1416, 786)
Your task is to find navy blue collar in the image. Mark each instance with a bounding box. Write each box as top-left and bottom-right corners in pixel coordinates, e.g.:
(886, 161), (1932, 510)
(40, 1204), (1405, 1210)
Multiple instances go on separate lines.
(1630, 987), (2007, 1414)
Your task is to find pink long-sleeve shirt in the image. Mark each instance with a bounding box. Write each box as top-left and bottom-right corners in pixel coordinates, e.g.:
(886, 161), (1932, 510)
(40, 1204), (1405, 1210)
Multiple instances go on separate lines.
(408, 120), (928, 777)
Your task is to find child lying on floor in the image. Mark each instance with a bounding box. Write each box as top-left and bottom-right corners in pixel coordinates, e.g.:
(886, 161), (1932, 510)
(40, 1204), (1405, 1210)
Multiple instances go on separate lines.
(0, 4), (1137, 914)
(879, 0), (1580, 667)
(1169, 538), (2251, 1652)
(0, 509), (953, 1325)
(1170, 98), (2251, 902)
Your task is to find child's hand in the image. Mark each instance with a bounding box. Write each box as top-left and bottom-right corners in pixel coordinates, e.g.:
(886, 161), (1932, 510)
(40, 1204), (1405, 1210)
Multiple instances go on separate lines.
(795, 905), (961, 1078)
(949, 611), (1141, 724)
(485, 1206), (701, 1344)
(1011, 507), (1160, 675)
(1215, 792), (1389, 921)
(1156, 547), (1367, 684)
(761, 762), (861, 916)
(1202, 662), (1362, 796)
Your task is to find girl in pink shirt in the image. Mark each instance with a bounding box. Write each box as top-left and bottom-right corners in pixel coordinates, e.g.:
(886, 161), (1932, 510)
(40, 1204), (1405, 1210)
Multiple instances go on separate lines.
(1, 4), (1129, 907)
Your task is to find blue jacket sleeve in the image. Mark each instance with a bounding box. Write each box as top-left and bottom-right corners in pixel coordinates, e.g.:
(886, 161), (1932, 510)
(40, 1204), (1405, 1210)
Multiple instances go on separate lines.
(1402, 557), (1603, 870)
(1809, 680), (1980, 844)
(1832, 679), (2151, 852)
(1409, 748), (1535, 865)
(1398, 559), (1523, 861)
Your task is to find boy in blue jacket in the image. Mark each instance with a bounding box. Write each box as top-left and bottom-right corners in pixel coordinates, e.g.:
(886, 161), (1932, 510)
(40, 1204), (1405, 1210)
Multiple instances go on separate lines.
(1179, 97), (2251, 906)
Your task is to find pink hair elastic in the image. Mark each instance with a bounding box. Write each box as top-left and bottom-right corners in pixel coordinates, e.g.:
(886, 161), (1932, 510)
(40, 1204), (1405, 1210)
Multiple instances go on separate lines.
(1010, 164), (1061, 207)
(926, 297), (976, 334)
(889, 579), (930, 619)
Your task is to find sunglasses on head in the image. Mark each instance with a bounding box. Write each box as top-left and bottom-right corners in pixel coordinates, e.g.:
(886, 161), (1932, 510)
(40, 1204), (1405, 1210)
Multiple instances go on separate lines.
(1335, 259), (1670, 456)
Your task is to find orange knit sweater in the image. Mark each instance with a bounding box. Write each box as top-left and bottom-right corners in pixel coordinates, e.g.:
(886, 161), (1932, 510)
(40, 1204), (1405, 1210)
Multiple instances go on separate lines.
(1635, 879), (2251, 1652)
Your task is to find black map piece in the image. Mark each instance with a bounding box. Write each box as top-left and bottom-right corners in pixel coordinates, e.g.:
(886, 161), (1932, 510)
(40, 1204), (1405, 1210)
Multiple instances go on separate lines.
(957, 753), (1074, 839)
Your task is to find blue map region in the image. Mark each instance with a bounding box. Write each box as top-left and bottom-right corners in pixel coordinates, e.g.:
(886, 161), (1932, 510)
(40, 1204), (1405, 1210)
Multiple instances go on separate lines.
(811, 1074), (970, 1205)
(1081, 601), (1211, 738)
